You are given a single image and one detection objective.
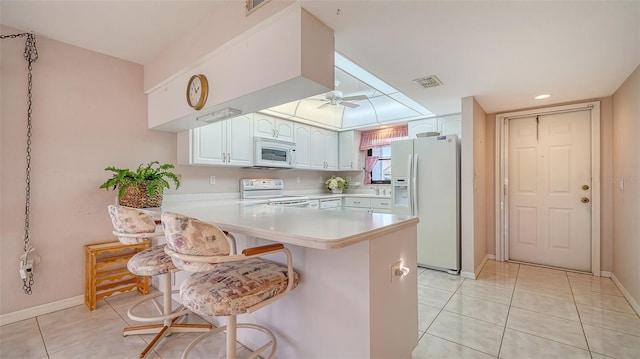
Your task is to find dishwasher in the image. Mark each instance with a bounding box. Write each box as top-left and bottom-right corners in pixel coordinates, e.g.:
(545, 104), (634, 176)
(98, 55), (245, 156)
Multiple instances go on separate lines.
(319, 198), (342, 211)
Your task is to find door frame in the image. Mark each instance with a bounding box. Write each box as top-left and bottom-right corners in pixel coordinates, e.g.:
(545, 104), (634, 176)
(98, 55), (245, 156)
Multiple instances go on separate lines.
(494, 101), (601, 274)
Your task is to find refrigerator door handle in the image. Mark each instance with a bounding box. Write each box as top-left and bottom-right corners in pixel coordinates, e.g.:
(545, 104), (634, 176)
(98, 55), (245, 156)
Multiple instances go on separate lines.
(412, 153), (419, 217)
(408, 153), (413, 215)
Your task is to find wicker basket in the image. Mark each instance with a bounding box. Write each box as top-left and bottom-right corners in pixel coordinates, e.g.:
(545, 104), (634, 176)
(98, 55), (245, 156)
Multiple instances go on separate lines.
(117, 183), (163, 208)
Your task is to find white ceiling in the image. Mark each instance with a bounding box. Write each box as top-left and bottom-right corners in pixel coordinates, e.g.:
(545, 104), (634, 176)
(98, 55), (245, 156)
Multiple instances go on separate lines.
(1, 1), (638, 116)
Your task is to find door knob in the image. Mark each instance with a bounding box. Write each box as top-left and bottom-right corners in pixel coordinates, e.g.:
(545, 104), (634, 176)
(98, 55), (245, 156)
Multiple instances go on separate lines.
(581, 185), (590, 190)
(581, 197), (590, 203)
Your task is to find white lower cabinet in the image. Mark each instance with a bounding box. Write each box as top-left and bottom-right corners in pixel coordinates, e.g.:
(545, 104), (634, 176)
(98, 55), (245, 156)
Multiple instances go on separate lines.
(370, 198), (392, 213)
(177, 115), (253, 166)
(344, 197), (392, 213)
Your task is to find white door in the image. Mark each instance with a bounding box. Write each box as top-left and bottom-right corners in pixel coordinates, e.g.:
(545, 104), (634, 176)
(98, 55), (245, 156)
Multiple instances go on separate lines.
(508, 110), (592, 271)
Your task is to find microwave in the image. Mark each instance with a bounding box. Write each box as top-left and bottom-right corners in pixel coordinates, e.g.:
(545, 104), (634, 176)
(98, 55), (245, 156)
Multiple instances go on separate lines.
(253, 137), (296, 168)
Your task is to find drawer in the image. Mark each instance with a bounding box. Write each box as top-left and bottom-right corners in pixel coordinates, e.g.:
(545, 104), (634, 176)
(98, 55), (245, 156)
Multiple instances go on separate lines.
(344, 197), (371, 208)
(370, 198), (391, 209)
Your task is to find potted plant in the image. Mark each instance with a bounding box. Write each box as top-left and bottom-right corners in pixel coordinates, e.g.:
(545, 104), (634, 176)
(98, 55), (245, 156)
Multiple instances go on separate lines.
(99, 161), (181, 208)
(325, 175), (349, 194)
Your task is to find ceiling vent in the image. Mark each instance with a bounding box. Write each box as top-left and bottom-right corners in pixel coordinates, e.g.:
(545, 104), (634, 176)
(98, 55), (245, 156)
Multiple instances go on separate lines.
(413, 75), (443, 88)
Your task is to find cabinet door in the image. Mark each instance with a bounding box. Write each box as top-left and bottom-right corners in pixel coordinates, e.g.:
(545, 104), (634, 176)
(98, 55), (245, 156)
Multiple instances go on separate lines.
(274, 119), (295, 142)
(325, 130), (339, 170)
(438, 114), (462, 138)
(254, 113), (277, 138)
(338, 130), (362, 170)
(193, 122), (226, 165)
(310, 127), (327, 169)
(226, 115), (254, 167)
(294, 124), (311, 169)
(408, 118), (438, 138)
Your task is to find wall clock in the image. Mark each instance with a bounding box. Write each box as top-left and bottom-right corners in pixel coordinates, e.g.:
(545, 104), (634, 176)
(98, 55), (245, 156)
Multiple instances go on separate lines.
(186, 74), (208, 110)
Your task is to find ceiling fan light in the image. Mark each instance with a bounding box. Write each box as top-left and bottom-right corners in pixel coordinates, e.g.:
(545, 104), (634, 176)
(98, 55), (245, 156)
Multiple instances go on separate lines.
(534, 94), (551, 100)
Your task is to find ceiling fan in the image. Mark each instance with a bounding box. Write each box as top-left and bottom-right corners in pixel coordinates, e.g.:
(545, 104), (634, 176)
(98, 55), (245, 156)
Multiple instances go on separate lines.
(315, 90), (368, 109)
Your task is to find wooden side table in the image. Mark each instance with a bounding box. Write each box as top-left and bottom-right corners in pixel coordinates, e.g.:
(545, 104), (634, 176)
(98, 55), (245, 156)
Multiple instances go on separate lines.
(84, 241), (150, 311)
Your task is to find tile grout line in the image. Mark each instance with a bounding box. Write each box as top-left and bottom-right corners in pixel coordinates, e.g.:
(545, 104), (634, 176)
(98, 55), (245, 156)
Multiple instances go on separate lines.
(34, 316), (50, 359)
(496, 262), (520, 359)
(420, 273), (499, 357)
(567, 270), (594, 359)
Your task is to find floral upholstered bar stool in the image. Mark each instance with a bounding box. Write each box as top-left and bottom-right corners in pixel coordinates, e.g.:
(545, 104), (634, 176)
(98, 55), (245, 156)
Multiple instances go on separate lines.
(161, 211), (300, 359)
(107, 205), (212, 358)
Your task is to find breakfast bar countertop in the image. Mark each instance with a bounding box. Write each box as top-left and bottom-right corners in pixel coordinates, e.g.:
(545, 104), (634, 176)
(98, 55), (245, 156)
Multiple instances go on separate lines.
(159, 199), (417, 250)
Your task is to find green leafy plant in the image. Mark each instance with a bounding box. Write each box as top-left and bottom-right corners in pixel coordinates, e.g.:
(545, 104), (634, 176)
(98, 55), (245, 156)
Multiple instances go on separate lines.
(99, 161), (181, 199)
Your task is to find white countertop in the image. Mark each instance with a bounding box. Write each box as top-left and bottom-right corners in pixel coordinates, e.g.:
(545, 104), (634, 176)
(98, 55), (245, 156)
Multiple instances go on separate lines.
(159, 199), (416, 250)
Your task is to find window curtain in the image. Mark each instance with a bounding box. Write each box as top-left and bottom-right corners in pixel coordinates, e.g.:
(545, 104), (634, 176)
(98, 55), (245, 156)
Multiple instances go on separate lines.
(359, 125), (408, 150)
(364, 156), (379, 184)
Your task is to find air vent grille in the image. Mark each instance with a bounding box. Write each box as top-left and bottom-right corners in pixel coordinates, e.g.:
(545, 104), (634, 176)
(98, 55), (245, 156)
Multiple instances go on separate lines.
(413, 75), (443, 88)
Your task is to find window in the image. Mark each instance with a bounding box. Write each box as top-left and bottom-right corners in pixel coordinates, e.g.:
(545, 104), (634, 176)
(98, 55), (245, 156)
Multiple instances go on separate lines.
(246, 0), (270, 15)
(368, 147), (391, 184)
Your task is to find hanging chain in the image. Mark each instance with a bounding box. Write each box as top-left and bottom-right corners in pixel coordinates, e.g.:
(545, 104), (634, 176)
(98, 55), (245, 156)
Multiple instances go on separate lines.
(1, 32), (38, 294)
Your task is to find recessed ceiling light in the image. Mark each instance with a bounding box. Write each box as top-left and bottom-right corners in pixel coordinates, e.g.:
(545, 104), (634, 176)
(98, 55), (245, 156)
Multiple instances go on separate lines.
(534, 94), (551, 100)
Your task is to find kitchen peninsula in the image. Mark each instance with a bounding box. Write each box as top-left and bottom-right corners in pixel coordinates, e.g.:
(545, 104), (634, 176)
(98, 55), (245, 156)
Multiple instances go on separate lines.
(160, 198), (419, 359)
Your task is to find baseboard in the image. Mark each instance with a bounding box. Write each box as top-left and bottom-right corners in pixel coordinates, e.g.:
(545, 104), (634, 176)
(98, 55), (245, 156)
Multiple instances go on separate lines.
(461, 254), (493, 280)
(608, 272), (640, 316)
(460, 271), (476, 279)
(488, 254), (496, 260)
(0, 295), (84, 326)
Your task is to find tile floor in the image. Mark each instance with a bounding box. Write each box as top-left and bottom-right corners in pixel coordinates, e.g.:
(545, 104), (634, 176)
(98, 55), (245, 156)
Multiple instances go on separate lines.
(1, 260), (639, 358)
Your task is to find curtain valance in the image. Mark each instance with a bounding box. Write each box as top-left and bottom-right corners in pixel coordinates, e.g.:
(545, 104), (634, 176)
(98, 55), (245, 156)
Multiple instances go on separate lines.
(359, 125), (408, 151)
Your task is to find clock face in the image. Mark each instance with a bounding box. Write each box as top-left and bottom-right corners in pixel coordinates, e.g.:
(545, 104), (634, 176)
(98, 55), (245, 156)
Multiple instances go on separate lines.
(186, 74), (208, 110)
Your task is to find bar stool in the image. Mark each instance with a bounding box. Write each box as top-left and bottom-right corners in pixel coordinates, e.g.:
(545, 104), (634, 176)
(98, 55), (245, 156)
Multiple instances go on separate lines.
(107, 205), (212, 358)
(161, 211), (299, 359)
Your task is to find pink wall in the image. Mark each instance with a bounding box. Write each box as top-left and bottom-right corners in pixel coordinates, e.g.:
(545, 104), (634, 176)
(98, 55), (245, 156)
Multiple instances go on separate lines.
(612, 64), (640, 307)
(0, 27), (175, 314)
(0, 25), (345, 316)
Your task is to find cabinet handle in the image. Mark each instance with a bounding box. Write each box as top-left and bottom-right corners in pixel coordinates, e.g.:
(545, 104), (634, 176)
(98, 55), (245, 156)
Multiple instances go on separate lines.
(272, 129), (276, 137)
(276, 129), (280, 138)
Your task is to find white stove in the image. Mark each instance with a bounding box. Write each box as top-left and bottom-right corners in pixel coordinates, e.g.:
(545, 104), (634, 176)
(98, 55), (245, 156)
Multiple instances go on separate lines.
(240, 179), (310, 207)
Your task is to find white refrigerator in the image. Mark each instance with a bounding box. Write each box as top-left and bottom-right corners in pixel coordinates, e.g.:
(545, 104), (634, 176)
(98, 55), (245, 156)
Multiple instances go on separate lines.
(391, 135), (460, 273)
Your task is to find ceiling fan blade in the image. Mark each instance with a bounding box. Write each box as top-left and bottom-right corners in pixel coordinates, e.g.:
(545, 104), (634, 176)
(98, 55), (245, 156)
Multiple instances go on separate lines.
(317, 102), (330, 109)
(341, 101), (360, 109)
(342, 95), (368, 101)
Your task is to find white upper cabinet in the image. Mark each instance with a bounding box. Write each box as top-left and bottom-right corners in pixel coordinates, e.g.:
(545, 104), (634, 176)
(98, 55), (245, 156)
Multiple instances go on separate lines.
(254, 114), (295, 142)
(294, 123), (311, 169)
(178, 115), (253, 167)
(310, 127), (338, 170)
(338, 130), (362, 171)
(408, 114), (461, 138)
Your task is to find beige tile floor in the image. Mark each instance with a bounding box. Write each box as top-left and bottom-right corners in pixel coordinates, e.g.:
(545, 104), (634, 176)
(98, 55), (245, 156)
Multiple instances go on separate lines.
(1, 260), (639, 358)
(413, 261), (640, 359)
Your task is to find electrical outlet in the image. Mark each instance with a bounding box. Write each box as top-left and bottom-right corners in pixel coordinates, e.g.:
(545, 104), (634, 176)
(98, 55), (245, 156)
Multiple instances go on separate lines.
(319, 176), (323, 184)
(210, 176), (216, 185)
(296, 176), (300, 184)
(391, 261), (410, 283)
